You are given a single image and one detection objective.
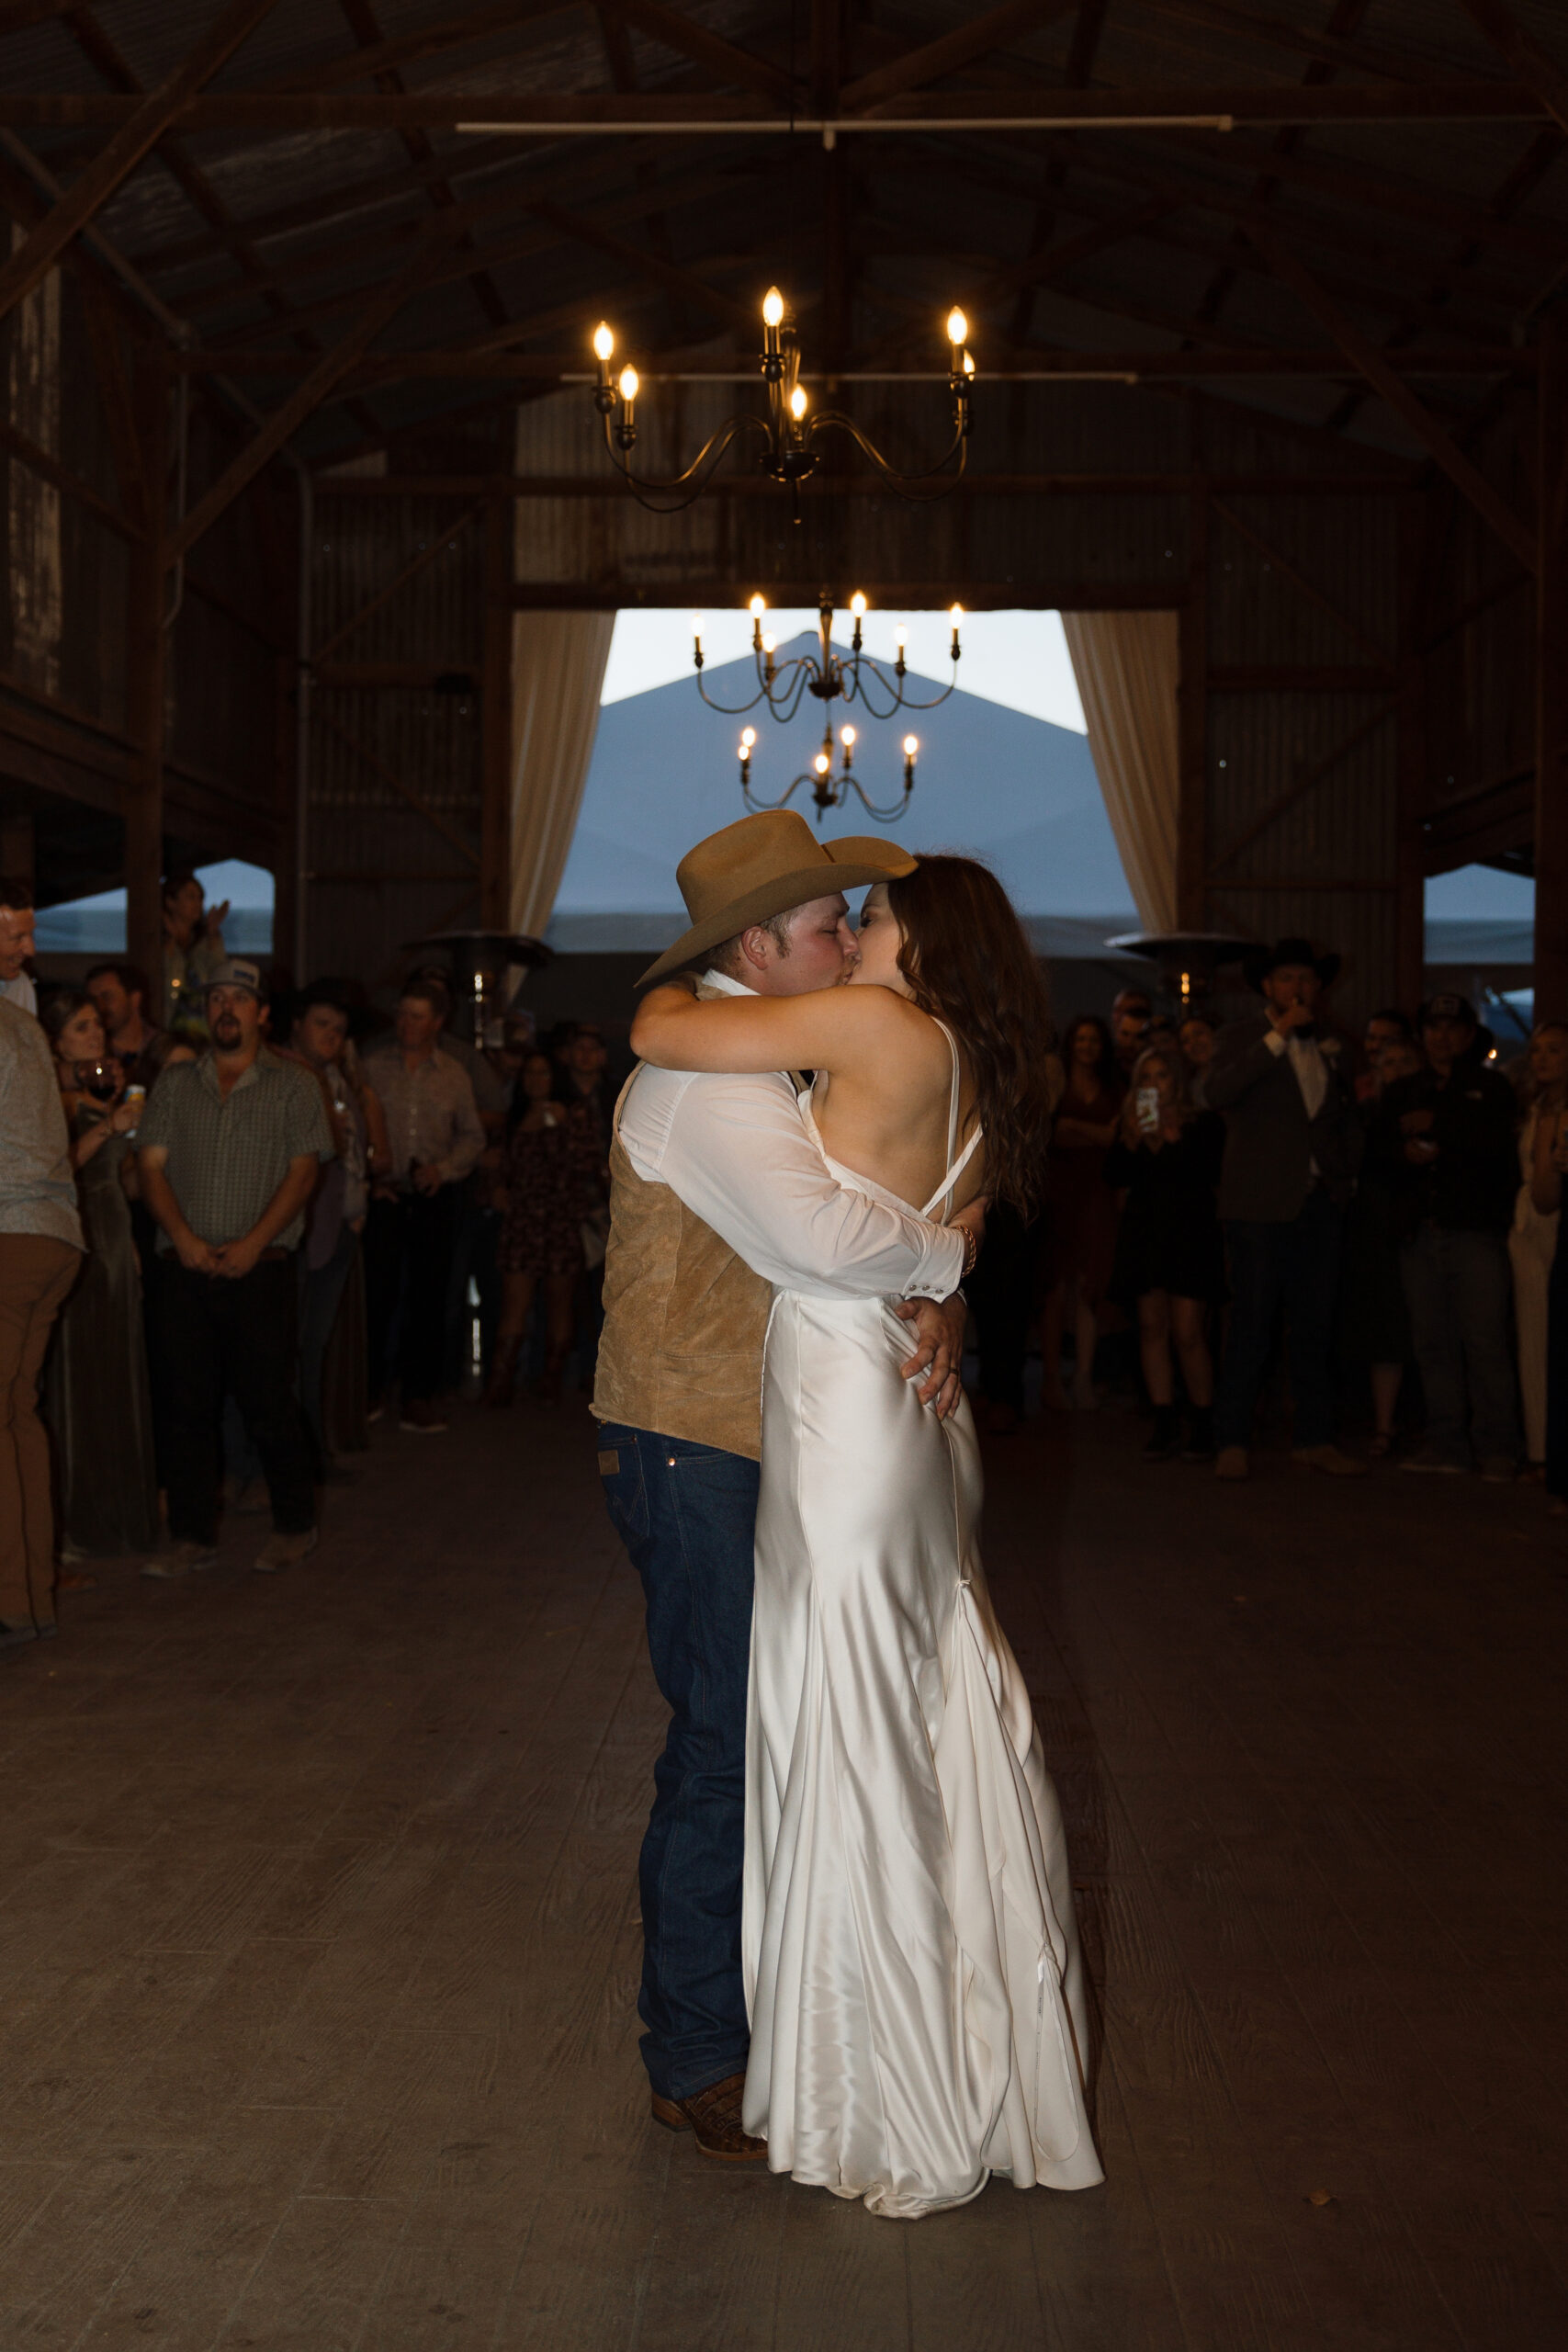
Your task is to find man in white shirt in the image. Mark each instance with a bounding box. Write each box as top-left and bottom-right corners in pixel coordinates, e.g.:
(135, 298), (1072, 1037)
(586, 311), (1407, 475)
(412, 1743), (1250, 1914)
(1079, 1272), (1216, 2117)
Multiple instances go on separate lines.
(0, 881), (38, 1018)
(592, 813), (970, 2161)
(1204, 936), (1364, 1481)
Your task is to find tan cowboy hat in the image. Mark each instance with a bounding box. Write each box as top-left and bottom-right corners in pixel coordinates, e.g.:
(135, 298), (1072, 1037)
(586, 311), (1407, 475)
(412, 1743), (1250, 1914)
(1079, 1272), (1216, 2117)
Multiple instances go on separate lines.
(637, 810), (919, 987)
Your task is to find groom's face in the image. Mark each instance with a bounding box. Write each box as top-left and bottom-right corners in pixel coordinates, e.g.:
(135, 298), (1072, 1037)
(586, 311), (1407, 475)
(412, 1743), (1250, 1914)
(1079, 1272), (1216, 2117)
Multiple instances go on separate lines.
(754, 892), (859, 996)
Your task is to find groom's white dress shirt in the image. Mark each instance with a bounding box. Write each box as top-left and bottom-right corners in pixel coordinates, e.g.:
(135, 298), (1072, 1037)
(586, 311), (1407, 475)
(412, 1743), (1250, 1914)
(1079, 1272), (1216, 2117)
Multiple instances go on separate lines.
(618, 968), (964, 1301)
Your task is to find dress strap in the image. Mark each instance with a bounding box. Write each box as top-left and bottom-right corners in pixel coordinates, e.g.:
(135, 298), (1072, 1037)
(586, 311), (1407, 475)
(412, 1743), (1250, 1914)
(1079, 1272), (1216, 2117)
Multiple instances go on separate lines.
(920, 1019), (983, 1221)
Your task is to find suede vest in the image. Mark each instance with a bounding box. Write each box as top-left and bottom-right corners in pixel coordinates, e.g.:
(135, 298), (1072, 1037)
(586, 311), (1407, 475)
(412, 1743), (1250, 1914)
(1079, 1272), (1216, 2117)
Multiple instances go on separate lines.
(592, 1073), (773, 1461)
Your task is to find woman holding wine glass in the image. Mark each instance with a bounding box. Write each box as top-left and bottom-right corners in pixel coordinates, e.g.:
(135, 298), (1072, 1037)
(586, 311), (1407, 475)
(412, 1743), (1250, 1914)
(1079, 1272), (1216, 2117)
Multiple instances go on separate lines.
(39, 993), (159, 1561)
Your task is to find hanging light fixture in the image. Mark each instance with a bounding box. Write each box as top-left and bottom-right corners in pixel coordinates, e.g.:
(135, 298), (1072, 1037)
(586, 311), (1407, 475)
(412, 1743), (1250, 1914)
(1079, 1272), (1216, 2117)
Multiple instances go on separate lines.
(589, 290), (975, 517)
(713, 589), (954, 820)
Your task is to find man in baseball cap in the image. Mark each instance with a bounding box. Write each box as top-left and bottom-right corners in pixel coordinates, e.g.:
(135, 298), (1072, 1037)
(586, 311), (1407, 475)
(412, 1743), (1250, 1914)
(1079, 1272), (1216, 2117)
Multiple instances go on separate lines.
(135, 959), (334, 1579)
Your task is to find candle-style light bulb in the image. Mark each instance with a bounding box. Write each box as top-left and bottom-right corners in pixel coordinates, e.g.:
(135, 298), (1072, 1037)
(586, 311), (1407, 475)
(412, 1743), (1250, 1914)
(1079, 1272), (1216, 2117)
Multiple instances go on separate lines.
(762, 287), (785, 328)
(761, 633), (776, 656)
(963, 349), (976, 378)
(949, 603), (964, 627)
(789, 385), (807, 421)
(749, 594), (766, 618)
(841, 725), (856, 746)
(814, 752), (830, 775)
(741, 727), (756, 749)
(592, 322), (614, 363)
(617, 364), (639, 403)
(850, 593), (867, 617)
(946, 307), (968, 348)
(692, 616), (704, 650)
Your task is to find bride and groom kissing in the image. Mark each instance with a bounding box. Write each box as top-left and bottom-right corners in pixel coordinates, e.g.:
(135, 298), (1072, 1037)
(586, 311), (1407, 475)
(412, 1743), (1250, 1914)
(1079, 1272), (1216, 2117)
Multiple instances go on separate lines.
(592, 808), (1102, 2221)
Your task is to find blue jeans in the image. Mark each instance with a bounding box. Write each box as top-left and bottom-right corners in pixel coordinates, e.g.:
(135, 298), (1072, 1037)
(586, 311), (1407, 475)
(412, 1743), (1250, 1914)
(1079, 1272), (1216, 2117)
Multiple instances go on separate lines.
(597, 1421), (760, 2102)
(1400, 1224), (1521, 1464)
(1215, 1190), (1343, 1451)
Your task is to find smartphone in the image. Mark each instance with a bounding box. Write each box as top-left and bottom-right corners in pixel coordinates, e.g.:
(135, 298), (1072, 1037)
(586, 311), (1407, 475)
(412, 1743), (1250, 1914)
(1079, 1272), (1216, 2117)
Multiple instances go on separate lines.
(1135, 1084), (1160, 1136)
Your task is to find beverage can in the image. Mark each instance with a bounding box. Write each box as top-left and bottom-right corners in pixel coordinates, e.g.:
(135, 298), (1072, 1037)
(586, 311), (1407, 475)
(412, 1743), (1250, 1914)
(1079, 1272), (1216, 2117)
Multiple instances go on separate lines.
(123, 1082), (146, 1135)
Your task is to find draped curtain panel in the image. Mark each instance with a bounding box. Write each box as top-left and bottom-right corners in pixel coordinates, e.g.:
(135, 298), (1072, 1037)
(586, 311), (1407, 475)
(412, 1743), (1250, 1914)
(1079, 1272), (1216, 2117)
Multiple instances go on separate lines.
(1061, 609), (1181, 934)
(507, 605), (615, 940)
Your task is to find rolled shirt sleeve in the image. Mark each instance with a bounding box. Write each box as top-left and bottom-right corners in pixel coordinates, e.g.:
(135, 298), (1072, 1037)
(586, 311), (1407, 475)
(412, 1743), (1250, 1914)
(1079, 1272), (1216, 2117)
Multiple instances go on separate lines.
(435, 1069), (484, 1183)
(621, 1065), (964, 1301)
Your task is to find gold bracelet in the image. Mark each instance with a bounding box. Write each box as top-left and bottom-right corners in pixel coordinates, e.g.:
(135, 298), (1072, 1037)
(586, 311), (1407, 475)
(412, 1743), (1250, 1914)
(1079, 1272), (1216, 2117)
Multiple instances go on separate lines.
(961, 1224), (979, 1279)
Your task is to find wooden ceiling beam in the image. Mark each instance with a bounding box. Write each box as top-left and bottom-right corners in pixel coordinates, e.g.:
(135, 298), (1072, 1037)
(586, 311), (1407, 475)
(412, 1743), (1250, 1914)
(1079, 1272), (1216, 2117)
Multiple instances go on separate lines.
(0, 0), (281, 326)
(600, 0), (795, 103)
(268, 0), (570, 95)
(528, 194), (755, 331)
(1245, 228), (1536, 570)
(1133, 0), (1419, 85)
(1457, 0), (1568, 140)
(0, 84), (1546, 130)
(840, 0), (1077, 111)
(0, 0), (73, 33)
(169, 226), (457, 560)
(127, 134), (528, 275)
(196, 162), (747, 346)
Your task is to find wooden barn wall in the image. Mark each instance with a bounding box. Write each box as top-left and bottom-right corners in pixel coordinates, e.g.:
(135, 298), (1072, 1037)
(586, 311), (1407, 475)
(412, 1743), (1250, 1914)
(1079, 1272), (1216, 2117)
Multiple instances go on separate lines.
(1411, 401), (1537, 877)
(0, 245), (291, 905)
(304, 485), (486, 989)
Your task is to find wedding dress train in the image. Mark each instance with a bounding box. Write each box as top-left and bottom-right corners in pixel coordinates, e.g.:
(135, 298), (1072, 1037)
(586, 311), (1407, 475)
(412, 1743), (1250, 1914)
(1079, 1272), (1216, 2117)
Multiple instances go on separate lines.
(741, 1035), (1104, 2218)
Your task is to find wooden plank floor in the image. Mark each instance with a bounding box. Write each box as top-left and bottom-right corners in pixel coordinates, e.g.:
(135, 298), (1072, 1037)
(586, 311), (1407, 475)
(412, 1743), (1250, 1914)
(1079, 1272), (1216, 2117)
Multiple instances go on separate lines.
(3, 1393), (1566, 2352)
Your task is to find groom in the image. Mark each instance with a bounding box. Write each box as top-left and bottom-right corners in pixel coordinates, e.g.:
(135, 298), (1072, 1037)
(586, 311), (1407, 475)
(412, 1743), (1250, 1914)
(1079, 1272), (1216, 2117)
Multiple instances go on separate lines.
(593, 811), (970, 2160)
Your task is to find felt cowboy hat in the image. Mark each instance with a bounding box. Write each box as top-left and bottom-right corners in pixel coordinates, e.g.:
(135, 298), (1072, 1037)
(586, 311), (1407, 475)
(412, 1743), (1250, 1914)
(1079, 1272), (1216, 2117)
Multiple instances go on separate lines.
(637, 809), (919, 987)
(1242, 934), (1342, 992)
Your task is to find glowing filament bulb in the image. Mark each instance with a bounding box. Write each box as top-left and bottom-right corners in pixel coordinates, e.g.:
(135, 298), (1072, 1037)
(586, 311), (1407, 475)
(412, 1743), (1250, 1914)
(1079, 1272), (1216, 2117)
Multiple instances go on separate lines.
(896, 625), (908, 650)
(814, 752), (830, 775)
(850, 592), (867, 617)
(949, 604), (964, 628)
(741, 727), (756, 750)
(762, 286), (785, 328)
(592, 322), (615, 362)
(691, 615), (704, 644)
(749, 594), (766, 618)
(963, 350), (976, 378)
(904, 735), (919, 757)
(789, 385), (807, 421)
(946, 307), (968, 347)
(761, 634), (776, 655)
(617, 364), (638, 402)
(840, 725), (856, 747)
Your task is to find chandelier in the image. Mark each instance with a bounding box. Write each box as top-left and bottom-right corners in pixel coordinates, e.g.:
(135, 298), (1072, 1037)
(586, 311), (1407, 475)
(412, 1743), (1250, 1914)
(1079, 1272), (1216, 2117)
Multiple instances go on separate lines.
(691, 592), (962, 821)
(591, 290), (976, 517)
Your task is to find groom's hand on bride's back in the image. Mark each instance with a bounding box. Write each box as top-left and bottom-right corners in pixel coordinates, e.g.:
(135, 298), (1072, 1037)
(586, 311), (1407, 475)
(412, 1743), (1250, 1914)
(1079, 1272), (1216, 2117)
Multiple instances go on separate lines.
(895, 1294), (970, 1420)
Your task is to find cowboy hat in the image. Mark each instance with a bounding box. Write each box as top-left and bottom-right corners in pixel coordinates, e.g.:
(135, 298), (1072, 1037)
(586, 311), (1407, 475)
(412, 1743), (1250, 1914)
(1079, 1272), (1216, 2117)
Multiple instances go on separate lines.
(637, 810), (919, 987)
(1242, 935), (1341, 992)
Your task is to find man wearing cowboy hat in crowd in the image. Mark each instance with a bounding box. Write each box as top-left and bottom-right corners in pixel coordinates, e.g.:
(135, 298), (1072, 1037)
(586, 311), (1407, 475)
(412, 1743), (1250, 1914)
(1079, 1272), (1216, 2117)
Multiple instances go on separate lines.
(1203, 936), (1364, 1481)
(592, 812), (970, 2163)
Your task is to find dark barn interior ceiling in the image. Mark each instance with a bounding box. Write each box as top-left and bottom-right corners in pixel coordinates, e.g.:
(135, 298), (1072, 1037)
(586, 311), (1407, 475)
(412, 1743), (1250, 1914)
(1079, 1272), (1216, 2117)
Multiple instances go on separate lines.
(0, 0), (1564, 1010)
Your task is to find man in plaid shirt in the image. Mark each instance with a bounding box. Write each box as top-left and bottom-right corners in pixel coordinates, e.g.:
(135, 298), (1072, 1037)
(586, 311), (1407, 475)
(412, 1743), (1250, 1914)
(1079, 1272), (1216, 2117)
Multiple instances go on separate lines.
(136, 959), (334, 1578)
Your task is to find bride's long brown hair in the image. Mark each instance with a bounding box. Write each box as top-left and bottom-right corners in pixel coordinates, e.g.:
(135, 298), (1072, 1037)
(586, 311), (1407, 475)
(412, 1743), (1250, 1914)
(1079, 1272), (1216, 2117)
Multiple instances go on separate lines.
(885, 854), (1056, 1216)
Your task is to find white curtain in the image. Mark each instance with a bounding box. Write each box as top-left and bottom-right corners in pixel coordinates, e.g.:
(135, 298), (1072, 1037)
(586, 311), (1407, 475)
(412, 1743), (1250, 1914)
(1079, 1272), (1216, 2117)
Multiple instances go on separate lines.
(508, 606), (615, 939)
(1061, 609), (1180, 933)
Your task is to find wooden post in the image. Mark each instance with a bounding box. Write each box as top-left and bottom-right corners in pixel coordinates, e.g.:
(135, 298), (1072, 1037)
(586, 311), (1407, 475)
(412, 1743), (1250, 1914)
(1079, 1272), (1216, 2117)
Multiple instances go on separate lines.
(124, 344), (167, 996)
(480, 493), (513, 930)
(1176, 481), (1208, 930)
(1394, 491), (1428, 1012)
(1537, 305), (1568, 1021)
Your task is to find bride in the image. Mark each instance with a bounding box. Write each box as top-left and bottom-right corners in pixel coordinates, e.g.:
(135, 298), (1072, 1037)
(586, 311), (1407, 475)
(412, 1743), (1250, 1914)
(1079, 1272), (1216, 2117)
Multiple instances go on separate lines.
(630, 853), (1102, 2220)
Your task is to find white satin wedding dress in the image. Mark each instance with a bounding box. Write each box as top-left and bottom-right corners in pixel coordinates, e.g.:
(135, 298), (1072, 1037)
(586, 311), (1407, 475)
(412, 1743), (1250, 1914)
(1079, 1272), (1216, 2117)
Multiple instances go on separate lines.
(741, 1029), (1104, 2218)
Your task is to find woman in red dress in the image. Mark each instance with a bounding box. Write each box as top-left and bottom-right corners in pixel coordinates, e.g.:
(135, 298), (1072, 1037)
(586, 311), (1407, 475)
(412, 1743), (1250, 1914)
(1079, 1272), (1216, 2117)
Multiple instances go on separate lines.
(1041, 1014), (1123, 1408)
(486, 1051), (605, 1407)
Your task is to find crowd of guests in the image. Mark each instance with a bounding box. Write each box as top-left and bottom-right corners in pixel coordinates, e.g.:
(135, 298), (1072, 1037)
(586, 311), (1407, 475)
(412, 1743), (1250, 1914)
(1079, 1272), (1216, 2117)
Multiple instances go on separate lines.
(3, 862), (1562, 1655)
(1008, 938), (1568, 1507)
(0, 868), (611, 1647)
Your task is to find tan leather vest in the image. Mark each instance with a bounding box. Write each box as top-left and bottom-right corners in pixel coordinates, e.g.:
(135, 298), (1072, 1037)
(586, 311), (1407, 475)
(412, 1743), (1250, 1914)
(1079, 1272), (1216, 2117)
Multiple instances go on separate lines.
(592, 1071), (773, 1460)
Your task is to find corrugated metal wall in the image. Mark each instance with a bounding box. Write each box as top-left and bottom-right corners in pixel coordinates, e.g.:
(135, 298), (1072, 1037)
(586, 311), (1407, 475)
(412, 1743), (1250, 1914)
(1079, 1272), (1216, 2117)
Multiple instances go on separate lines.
(308, 384), (1433, 1016)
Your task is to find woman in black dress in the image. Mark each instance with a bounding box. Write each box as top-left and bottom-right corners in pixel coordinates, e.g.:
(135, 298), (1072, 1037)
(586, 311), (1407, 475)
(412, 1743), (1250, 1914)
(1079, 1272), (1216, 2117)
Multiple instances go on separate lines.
(1104, 1045), (1225, 1462)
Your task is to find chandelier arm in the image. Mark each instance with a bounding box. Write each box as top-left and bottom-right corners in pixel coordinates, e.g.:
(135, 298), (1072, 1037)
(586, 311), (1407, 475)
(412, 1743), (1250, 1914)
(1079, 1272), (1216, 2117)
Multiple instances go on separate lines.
(695, 675), (773, 716)
(812, 412), (969, 495)
(740, 772), (810, 814)
(599, 410), (766, 499)
(840, 773), (915, 823)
